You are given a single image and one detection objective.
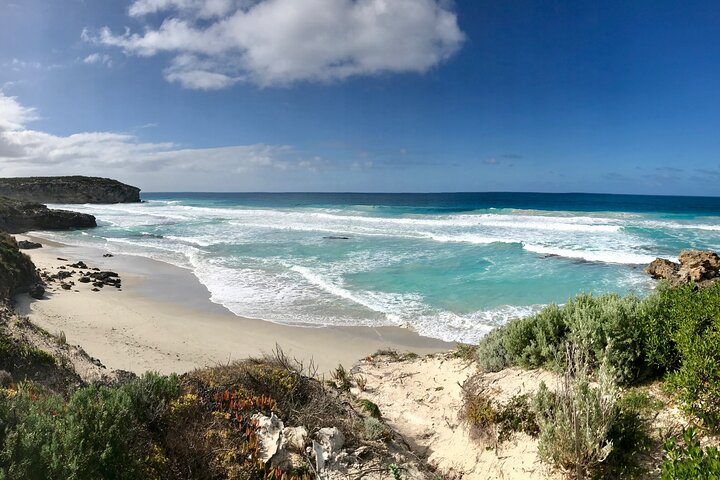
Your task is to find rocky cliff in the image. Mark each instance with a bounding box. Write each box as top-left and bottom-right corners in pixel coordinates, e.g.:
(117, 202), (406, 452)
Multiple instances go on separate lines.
(0, 233), (40, 301)
(0, 196), (96, 234)
(0, 176), (140, 204)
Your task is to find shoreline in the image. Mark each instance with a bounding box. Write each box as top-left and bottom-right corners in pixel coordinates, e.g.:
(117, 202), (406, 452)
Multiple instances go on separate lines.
(15, 233), (452, 375)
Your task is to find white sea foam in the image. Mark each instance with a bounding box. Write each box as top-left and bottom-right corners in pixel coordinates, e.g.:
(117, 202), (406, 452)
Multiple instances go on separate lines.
(411, 304), (547, 343)
(522, 244), (660, 264)
(290, 265), (426, 324)
(427, 234), (515, 245)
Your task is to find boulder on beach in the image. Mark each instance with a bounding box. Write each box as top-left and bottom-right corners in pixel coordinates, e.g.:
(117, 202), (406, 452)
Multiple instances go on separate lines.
(18, 240), (42, 250)
(28, 284), (45, 300)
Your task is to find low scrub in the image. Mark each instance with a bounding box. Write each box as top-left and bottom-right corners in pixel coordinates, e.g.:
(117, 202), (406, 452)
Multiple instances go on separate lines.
(661, 428), (720, 479)
(476, 283), (720, 428)
(461, 381), (539, 445)
(533, 346), (618, 479)
(477, 293), (645, 384)
(0, 350), (364, 480)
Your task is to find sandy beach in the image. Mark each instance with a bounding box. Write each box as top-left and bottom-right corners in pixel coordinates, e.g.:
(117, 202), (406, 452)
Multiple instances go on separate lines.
(14, 233), (452, 375)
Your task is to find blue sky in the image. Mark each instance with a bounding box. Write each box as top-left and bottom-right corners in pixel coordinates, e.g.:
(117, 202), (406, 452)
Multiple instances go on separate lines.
(0, 0), (719, 194)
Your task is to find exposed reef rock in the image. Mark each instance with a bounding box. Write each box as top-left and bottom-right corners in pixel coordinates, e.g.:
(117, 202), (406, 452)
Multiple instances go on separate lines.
(38, 258), (122, 292)
(0, 233), (40, 301)
(0, 176), (140, 204)
(0, 196), (96, 234)
(646, 250), (720, 287)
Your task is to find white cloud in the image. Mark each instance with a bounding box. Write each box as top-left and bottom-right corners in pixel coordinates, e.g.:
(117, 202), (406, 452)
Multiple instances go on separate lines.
(0, 92), (305, 187)
(163, 54), (238, 89)
(3, 58), (42, 72)
(87, 0), (465, 88)
(83, 53), (113, 67)
(128, 0), (249, 19)
(0, 91), (37, 130)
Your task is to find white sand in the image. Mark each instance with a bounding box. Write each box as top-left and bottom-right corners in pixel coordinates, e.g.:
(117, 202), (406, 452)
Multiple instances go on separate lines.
(14, 234), (451, 375)
(354, 354), (562, 480)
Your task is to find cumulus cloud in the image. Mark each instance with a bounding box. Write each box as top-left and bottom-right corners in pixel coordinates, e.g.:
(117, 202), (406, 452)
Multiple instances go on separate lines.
(0, 92), (37, 130)
(0, 92), (305, 185)
(87, 0), (465, 88)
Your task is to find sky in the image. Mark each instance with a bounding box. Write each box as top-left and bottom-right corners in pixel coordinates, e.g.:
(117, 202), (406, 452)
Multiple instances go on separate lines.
(0, 0), (719, 195)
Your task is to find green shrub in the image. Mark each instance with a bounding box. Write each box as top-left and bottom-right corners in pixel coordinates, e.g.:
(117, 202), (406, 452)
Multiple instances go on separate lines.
(452, 343), (478, 361)
(122, 372), (181, 432)
(564, 293), (644, 384)
(461, 379), (540, 445)
(478, 293), (647, 383)
(639, 282), (720, 428)
(533, 346), (618, 478)
(0, 386), (151, 479)
(476, 326), (510, 372)
(329, 364), (352, 391)
(0, 390), (63, 479)
(604, 390), (657, 478)
(0, 333), (55, 370)
(494, 393), (539, 443)
(363, 417), (387, 441)
(502, 303), (567, 370)
(661, 428), (720, 479)
(358, 399), (381, 419)
(638, 282), (681, 372)
(667, 290), (720, 428)
(53, 386), (149, 479)
(463, 389), (496, 433)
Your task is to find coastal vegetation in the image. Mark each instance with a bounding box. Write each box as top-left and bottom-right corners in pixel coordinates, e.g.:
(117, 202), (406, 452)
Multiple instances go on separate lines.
(466, 281), (720, 478)
(0, 347), (435, 479)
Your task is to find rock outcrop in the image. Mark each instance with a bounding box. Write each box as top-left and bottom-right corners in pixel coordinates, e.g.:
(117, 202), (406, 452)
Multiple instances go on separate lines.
(645, 250), (720, 287)
(0, 233), (40, 301)
(0, 196), (96, 234)
(0, 176), (140, 204)
(18, 240), (42, 250)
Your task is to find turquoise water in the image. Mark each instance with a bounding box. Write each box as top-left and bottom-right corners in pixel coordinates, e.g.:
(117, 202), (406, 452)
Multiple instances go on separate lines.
(39, 192), (720, 343)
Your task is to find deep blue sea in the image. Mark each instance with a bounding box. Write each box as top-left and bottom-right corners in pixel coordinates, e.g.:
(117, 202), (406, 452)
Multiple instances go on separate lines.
(40, 192), (720, 343)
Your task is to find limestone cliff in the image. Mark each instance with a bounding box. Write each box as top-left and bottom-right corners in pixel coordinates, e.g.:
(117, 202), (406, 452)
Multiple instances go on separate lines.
(0, 196), (96, 234)
(0, 176), (140, 204)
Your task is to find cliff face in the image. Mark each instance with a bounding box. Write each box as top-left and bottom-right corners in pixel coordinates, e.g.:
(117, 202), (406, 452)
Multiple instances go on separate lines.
(0, 233), (39, 301)
(0, 196), (96, 234)
(0, 176), (140, 204)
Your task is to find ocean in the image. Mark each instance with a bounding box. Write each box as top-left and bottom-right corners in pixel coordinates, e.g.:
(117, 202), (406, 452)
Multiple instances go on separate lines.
(39, 192), (720, 344)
